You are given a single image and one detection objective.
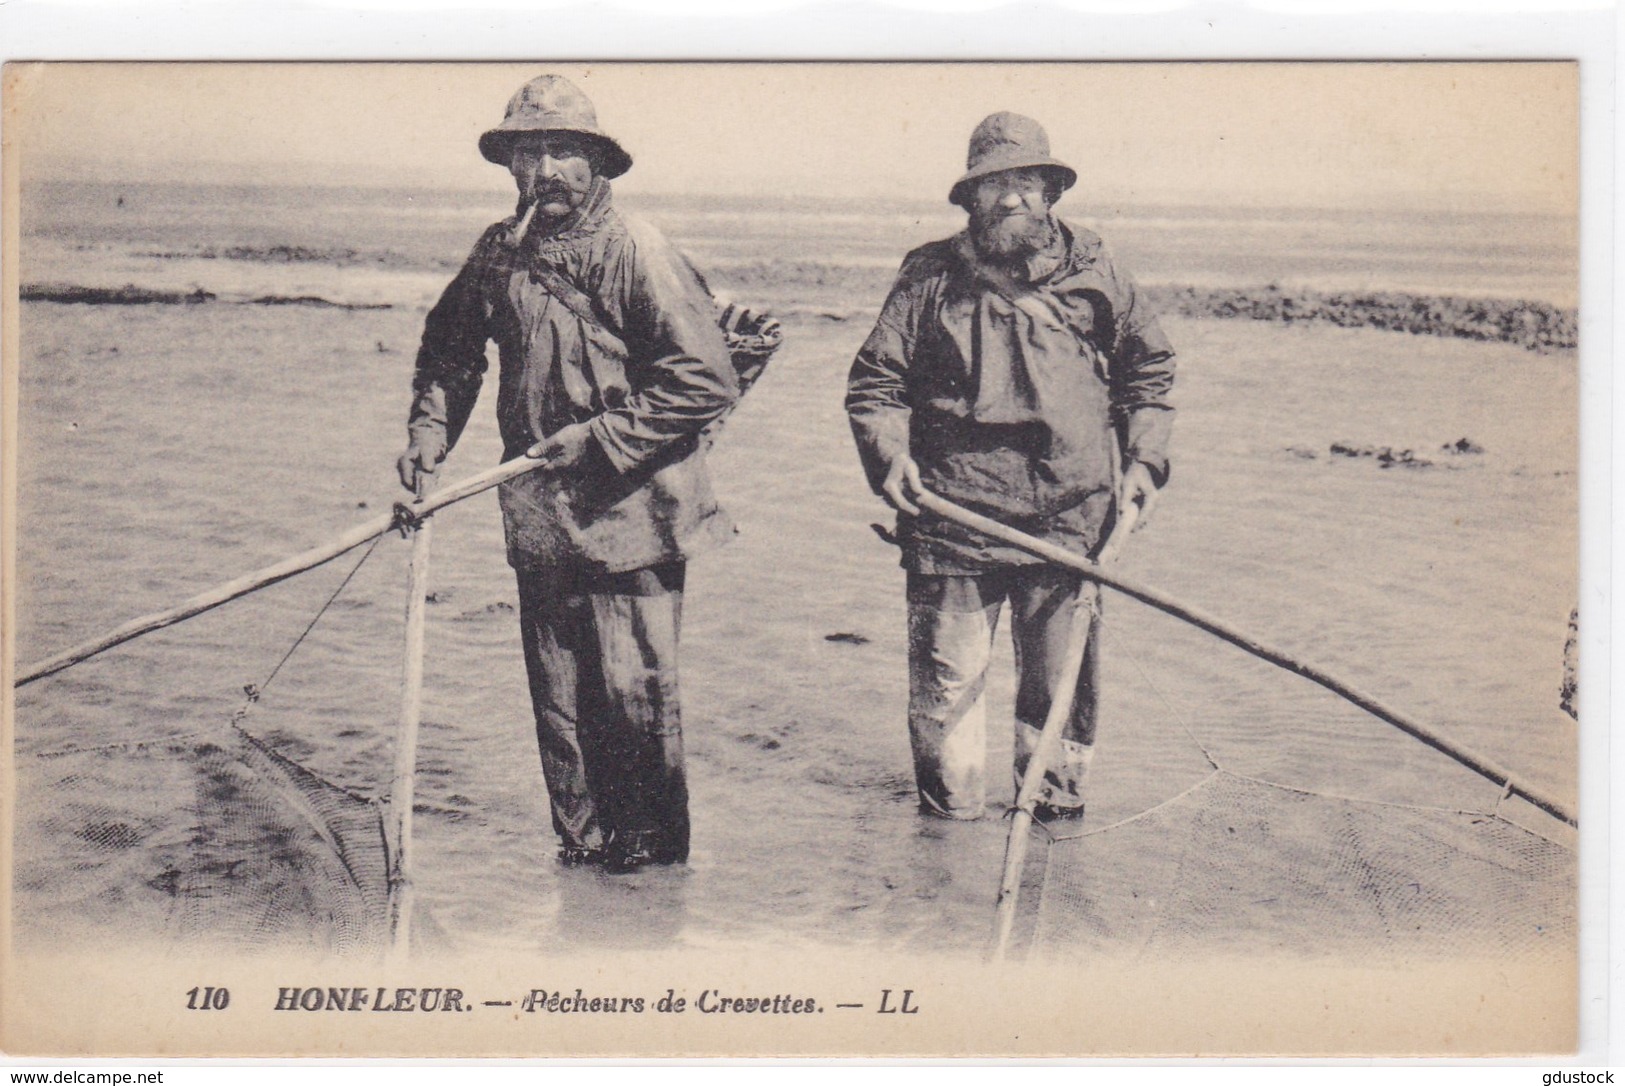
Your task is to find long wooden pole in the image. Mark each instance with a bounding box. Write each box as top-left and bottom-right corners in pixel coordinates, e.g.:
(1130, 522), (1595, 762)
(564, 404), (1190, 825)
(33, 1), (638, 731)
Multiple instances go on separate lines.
(988, 500), (1136, 962)
(917, 490), (1577, 828)
(387, 480), (433, 963)
(16, 454), (548, 687)
(988, 586), (1096, 962)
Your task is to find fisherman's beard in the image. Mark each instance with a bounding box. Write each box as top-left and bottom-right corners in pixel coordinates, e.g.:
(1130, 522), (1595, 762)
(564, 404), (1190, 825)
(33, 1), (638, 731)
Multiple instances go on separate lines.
(970, 210), (1057, 262)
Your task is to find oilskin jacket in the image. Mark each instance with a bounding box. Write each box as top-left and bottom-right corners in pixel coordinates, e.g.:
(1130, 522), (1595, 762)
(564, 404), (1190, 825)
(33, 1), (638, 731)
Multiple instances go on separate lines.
(408, 180), (740, 574)
(846, 219), (1176, 573)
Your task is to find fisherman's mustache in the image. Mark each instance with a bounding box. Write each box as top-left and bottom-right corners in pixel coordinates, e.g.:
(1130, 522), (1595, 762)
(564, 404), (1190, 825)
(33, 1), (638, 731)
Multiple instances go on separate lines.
(975, 209), (1047, 228)
(973, 213), (1050, 236)
(526, 183), (584, 202)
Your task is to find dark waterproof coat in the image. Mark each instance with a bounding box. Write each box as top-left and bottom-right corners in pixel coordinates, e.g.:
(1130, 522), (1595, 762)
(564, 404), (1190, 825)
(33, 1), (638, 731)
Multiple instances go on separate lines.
(408, 181), (740, 573)
(845, 220), (1176, 573)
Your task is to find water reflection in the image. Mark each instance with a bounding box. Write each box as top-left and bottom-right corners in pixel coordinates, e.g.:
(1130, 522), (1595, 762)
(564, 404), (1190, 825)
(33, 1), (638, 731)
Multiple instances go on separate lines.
(552, 864), (691, 949)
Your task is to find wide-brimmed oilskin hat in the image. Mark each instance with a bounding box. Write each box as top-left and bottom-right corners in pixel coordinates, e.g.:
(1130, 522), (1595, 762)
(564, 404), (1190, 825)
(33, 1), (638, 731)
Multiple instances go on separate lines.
(948, 112), (1076, 206)
(478, 74), (633, 179)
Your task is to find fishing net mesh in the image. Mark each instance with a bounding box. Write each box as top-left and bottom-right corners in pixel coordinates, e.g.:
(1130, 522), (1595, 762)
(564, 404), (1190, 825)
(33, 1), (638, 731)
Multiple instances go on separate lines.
(14, 724), (392, 956)
(13, 540), (399, 957)
(1030, 770), (1574, 961)
(1023, 610), (1577, 964)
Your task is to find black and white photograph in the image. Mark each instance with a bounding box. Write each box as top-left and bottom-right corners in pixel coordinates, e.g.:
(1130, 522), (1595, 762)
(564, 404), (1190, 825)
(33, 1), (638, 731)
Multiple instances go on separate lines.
(1, 58), (1589, 1057)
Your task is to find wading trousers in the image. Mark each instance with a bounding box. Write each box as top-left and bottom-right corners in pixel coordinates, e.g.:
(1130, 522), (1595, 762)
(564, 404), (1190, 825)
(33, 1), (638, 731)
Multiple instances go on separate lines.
(516, 563), (689, 860)
(906, 566), (1101, 820)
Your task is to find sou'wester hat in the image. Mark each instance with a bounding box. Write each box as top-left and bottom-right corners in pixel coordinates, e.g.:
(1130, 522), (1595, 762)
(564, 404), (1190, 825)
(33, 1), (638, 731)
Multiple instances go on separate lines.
(949, 112), (1076, 206)
(478, 74), (633, 179)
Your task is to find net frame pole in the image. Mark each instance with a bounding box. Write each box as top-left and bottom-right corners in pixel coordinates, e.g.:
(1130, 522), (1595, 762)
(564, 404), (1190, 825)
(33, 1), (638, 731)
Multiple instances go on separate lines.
(987, 501), (1137, 962)
(988, 585), (1096, 962)
(387, 481), (433, 962)
(16, 453), (552, 687)
(917, 490), (1577, 828)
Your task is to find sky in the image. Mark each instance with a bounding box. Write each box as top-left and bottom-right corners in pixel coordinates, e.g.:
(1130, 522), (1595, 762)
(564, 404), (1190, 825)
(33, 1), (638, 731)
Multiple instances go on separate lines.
(7, 61), (1578, 213)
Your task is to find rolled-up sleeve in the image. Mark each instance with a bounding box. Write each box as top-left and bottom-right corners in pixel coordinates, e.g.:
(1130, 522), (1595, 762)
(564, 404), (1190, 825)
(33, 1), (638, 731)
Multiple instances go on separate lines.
(587, 224), (739, 474)
(845, 275), (922, 494)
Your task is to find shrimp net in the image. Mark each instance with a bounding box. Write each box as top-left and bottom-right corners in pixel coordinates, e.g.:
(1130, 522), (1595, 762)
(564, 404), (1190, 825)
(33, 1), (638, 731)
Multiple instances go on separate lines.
(1021, 600), (1577, 964)
(14, 723), (391, 956)
(12, 539), (398, 958)
(1031, 773), (1574, 961)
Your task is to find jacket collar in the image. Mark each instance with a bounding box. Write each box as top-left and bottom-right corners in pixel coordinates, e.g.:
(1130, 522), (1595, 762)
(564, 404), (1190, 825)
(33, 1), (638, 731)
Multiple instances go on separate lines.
(1057, 219), (1104, 275)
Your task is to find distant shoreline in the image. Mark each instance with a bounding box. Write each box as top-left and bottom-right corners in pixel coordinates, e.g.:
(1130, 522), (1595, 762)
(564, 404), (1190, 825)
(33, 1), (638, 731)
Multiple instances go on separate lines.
(1144, 284), (1575, 354)
(714, 263), (1577, 353)
(20, 283), (393, 311)
(21, 278), (1575, 353)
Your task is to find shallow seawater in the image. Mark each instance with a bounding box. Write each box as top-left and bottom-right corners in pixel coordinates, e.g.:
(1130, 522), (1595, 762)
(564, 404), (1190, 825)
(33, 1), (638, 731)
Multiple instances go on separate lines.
(12, 184), (1579, 959)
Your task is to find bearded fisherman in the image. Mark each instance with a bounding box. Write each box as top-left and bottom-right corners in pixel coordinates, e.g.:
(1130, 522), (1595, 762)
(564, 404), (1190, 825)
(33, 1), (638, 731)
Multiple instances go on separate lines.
(845, 112), (1176, 823)
(398, 75), (754, 871)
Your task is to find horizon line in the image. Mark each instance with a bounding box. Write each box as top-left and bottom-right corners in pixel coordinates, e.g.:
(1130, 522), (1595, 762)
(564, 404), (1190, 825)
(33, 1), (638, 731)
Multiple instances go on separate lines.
(23, 170), (1576, 219)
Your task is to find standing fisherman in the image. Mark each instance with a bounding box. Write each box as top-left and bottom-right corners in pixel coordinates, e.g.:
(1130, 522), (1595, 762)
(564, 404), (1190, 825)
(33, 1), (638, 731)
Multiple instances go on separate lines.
(845, 113), (1176, 822)
(397, 74), (747, 871)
